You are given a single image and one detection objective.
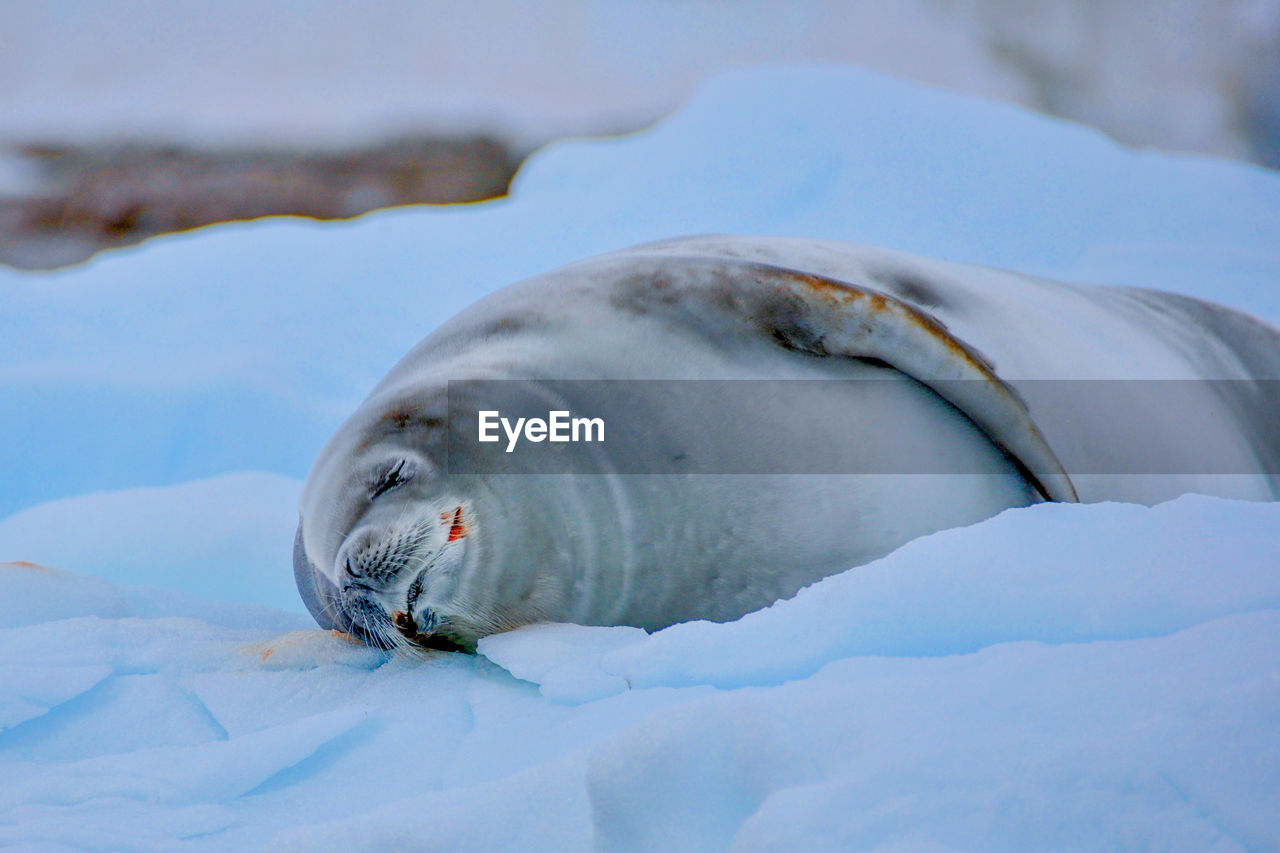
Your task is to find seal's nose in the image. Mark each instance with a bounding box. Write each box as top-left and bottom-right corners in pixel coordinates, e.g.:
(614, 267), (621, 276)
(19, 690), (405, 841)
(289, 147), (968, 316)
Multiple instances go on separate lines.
(343, 554), (362, 579)
(335, 527), (395, 584)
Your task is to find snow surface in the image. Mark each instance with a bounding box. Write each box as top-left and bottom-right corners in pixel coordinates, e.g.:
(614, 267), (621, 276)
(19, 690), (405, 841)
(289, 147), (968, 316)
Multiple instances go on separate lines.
(2, 496), (1278, 850)
(0, 474), (302, 611)
(1, 66), (1279, 849)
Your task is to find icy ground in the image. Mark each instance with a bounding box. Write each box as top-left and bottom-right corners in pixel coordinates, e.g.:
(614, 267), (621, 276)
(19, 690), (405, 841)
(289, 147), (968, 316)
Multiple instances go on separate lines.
(1, 66), (1279, 849)
(3, 497), (1279, 850)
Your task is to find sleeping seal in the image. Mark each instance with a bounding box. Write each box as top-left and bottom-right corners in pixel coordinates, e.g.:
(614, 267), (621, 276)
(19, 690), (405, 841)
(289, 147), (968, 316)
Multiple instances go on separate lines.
(294, 236), (1280, 651)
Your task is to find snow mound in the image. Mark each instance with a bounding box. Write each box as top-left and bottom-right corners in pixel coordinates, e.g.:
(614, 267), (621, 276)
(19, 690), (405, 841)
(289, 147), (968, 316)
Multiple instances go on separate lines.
(0, 473), (304, 612)
(1, 496), (1277, 850)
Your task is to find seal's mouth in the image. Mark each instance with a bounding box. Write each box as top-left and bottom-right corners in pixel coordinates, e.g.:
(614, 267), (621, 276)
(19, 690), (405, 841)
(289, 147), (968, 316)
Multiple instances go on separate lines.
(338, 585), (472, 653)
(387, 565), (472, 652)
(337, 588), (398, 649)
(387, 567), (473, 651)
(389, 608), (471, 652)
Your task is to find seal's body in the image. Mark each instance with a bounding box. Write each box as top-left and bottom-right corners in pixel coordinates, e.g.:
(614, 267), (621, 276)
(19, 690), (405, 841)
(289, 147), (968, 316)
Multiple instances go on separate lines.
(295, 236), (1280, 650)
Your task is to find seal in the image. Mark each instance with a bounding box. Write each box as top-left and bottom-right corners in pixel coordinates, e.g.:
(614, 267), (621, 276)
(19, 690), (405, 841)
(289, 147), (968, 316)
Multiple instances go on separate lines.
(294, 236), (1280, 651)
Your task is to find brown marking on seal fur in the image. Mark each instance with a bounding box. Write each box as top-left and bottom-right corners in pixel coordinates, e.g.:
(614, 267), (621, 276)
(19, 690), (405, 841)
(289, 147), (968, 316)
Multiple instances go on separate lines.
(777, 268), (998, 376)
(392, 610), (416, 634)
(897, 299), (998, 375)
(381, 406), (444, 431)
(447, 506), (468, 542)
(610, 270), (683, 315)
(385, 407), (414, 429)
(781, 271), (861, 305)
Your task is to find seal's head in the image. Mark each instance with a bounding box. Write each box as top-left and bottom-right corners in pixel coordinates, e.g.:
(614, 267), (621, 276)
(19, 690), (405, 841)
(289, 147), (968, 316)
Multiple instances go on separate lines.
(292, 385), (517, 653)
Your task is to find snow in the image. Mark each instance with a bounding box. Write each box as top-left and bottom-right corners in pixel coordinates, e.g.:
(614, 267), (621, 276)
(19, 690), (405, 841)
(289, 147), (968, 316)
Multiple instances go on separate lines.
(1, 65), (1278, 849)
(0, 473), (303, 612)
(3, 496), (1278, 849)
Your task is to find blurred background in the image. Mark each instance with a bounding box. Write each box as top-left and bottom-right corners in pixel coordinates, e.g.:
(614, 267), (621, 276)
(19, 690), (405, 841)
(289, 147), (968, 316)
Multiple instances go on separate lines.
(2, 0), (1278, 271)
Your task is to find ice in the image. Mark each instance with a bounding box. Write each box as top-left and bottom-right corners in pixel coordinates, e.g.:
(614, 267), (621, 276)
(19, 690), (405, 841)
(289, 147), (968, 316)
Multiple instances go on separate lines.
(3, 523), (1275, 849)
(0, 663), (112, 730)
(1, 65), (1278, 849)
(274, 754), (595, 852)
(478, 623), (648, 703)
(582, 612), (1280, 852)
(0, 561), (308, 633)
(0, 474), (305, 612)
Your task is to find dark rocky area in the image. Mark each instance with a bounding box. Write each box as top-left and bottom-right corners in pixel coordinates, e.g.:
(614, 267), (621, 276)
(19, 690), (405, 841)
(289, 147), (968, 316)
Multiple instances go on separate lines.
(0, 136), (519, 270)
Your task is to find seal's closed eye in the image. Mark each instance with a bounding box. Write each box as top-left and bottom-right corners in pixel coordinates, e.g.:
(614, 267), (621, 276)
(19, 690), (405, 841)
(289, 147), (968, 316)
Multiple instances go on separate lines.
(369, 459), (415, 499)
